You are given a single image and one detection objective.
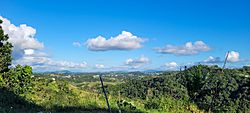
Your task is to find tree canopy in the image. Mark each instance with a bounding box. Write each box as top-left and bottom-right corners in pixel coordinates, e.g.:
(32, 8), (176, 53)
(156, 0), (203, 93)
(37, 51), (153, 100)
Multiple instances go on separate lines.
(0, 19), (32, 94)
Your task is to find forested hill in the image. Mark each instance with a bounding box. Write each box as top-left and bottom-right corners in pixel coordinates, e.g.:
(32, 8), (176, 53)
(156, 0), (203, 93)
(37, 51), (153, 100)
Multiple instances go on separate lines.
(1, 64), (250, 113)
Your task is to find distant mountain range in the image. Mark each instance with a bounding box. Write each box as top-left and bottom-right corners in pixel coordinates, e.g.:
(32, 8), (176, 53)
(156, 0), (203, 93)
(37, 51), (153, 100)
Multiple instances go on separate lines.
(39, 70), (73, 74)
(36, 69), (164, 75)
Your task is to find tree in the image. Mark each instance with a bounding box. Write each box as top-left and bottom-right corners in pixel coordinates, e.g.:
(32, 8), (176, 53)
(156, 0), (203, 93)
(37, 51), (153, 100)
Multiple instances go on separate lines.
(181, 65), (212, 101)
(0, 19), (13, 73)
(231, 73), (250, 112)
(3, 65), (32, 94)
(196, 74), (238, 112)
(0, 19), (32, 94)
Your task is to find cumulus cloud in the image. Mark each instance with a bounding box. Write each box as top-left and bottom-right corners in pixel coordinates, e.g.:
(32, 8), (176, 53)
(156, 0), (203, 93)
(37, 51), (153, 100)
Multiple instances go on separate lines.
(16, 49), (88, 71)
(203, 56), (222, 63)
(198, 51), (241, 66)
(85, 31), (145, 51)
(0, 16), (44, 59)
(14, 54), (87, 71)
(24, 49), (35, 55)
(96, 56), (150, 71)
(124, 55), (149, 68)
(1, 16), (88, 71)
(13, 54), (50, 67)
(155, 41), (211, 55)
(95, 64), (105, 69)
(163, 62), (178, 70)
(49, 60), (87, 69)
(227, 51), (240, 62)
(73, 42), (82, 47)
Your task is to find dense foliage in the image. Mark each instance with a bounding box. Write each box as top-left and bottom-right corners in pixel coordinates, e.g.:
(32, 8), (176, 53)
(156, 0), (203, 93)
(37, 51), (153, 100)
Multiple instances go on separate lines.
(110, 65), (250, 113)
(182, 65), (250, 113)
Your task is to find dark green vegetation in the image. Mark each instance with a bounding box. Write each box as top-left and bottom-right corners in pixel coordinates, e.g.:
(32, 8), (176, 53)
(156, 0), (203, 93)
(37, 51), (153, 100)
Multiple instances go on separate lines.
(109, 65), (250, 113)
(1, 19), (250, 113)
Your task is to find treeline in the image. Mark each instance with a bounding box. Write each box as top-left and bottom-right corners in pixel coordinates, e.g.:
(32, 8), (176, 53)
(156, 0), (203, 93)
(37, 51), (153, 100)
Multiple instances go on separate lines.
(109, 65), (250, 113)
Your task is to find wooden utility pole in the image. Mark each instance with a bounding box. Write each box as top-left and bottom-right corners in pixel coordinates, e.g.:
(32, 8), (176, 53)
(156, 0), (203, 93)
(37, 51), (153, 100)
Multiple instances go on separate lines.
(223, 51), (230, 69)
(99, 75), (112, 113)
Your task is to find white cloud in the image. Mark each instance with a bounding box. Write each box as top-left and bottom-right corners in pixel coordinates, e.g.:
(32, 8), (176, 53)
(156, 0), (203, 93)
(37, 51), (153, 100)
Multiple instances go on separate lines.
(50, 61), (87, 69)
(95, 56), (150, 71)
(227, 51), (240, 62)
(14, 48), (88, 70)
(24, 49), (34, 55)
(124, 55), (149, 68)
(14, 55), (49, 67)
(85, 31), (145, 51)
(73, 42), (82, 47)
(156, 41), (211, 55)
(203, 56), (221, 63)
(95, 64), (105, 69)
(163, 62), (178, 70)
(1, 16), (88, 71)
(201, 51), (241, 64)
(0, 16), (44, 59)
(14, 55), (88, 71)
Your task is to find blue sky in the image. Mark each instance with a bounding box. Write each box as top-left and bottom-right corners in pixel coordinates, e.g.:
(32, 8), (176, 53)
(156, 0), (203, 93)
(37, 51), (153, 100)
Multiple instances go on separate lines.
(1, 0), (250, 72)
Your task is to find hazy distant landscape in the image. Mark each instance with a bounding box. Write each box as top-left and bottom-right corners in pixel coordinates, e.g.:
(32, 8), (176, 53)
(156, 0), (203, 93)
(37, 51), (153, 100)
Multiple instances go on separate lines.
(1, 0), (250, 113)
(1, 61), (250, 112)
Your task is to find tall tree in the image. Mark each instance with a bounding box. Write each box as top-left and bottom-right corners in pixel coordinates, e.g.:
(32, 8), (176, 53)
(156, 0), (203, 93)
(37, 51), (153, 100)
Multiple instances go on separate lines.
(0, 19), (13, 73)
(0, 19), (32, 94)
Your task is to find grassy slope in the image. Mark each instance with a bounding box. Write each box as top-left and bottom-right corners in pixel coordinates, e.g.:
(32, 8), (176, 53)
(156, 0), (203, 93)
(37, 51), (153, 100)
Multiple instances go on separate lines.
(1, 78), (203, 113)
